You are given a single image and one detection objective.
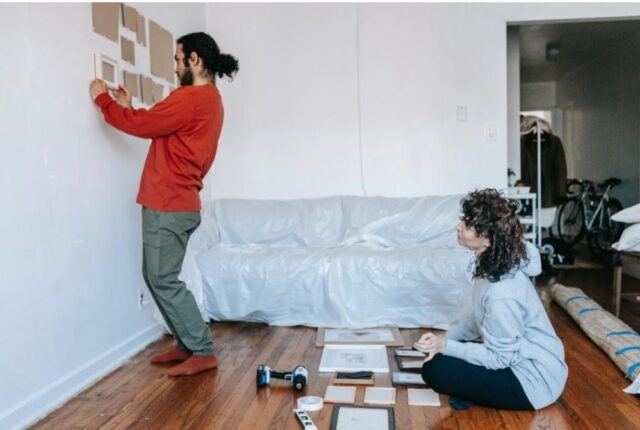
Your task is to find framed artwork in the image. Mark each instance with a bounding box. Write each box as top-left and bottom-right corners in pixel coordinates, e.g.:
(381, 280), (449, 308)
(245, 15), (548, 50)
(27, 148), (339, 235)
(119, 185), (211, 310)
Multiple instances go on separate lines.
(319, 344), (389, 373)
(329, 404), (395, 430)
(394, 348), (426, 358)
(396, 357), (424, 371)
(391, 371), (426, 386)
(94, 54), (119, 90)
(316, 328), (405, 347)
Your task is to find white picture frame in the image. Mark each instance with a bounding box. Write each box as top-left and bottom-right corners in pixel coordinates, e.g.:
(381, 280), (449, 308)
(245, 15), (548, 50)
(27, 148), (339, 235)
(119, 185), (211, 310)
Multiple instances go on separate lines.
(319, 344), (389, 373)
(94, 53), (119, 90)
(316, 328), (405, 347)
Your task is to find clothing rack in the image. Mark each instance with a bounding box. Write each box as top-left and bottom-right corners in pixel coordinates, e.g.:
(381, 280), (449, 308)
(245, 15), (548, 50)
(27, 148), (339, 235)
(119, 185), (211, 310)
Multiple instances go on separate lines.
(519, 117), (546, 249)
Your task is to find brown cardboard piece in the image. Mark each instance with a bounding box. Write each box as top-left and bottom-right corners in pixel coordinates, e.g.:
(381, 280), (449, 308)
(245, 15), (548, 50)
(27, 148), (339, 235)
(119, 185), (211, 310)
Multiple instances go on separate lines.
(121, 36), (135, 65)
(122, 4), (137, 32)
(140, 75), (154, 105)
(102, 61), (115, 84)
(152, 82), (165, 103)
(149, 19), (175, 85)
(123, 70), (139, 98)
(92, 3), (120, 42)
(136, 13), (146, 47)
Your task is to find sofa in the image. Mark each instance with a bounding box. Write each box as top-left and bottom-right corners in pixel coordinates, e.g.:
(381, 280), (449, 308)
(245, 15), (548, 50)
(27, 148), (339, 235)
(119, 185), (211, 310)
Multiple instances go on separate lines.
(169, 195), (474, 329)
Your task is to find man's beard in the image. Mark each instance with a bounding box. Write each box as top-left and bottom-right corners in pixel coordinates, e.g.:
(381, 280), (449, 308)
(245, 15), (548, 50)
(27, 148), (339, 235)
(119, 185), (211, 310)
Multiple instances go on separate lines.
(179, 67), (194, 86)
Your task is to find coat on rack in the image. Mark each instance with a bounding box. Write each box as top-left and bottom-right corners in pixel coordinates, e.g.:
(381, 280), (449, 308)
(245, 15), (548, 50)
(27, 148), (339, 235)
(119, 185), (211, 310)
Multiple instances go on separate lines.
(520, 131), (567, 208)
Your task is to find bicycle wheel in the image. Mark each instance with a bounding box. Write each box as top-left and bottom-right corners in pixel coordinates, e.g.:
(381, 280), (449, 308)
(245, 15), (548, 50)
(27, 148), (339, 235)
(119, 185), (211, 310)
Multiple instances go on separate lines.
(588, 199), (624, 255)
(557, 198), (585, 245)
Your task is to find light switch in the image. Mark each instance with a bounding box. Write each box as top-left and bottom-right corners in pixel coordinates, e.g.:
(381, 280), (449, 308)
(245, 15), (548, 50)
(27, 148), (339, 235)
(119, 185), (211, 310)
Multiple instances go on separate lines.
(456, 106), (468, 122)
(485, 124), (497, 141)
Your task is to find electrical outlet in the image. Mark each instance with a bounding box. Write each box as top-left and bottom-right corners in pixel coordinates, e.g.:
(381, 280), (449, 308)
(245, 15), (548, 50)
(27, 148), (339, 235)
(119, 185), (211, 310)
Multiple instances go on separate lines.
(138, 289), (149, 310)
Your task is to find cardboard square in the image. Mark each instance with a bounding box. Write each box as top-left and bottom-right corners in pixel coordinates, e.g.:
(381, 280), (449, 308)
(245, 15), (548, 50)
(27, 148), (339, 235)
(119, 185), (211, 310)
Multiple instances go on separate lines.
(324, 385), (356, 404)
(121, 36), (135, 65)
(408, 388), (440, 406)
(123, 70), (139, 98)
(152, 82), (164, 103)
(92, 3), (120, 42)
(149, 19), (175, 84)
(364, 387), (396, 405)
(140, 75), (154, 105)
(122, 4), (137, 32)
(136, 13), (146, 46)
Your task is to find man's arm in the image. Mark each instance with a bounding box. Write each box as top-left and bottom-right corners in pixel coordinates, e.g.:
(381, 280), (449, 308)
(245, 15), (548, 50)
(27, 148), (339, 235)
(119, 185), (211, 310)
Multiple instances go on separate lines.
(94, 90), (193, 139)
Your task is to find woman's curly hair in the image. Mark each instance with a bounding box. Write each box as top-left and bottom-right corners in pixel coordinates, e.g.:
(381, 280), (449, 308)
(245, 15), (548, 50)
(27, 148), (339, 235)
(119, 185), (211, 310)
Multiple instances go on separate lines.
(460, 189), (527, 282)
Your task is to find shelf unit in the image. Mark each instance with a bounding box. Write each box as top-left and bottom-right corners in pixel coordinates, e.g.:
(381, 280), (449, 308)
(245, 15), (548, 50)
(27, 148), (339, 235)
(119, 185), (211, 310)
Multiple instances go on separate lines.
(506, 191), (538, 246)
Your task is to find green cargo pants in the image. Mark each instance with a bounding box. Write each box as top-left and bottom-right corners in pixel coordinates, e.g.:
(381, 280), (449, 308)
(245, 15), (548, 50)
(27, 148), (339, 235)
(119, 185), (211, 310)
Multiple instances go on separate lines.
(142, 207), (214, 355)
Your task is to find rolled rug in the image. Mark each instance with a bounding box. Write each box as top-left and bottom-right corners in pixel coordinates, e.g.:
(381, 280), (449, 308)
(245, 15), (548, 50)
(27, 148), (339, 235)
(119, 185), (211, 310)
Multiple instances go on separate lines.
(551, 283), (640, 384)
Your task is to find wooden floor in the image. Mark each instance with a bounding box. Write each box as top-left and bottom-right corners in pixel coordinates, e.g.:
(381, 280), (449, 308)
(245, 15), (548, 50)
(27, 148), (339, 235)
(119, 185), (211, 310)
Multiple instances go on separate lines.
(32, 265), (640, 430)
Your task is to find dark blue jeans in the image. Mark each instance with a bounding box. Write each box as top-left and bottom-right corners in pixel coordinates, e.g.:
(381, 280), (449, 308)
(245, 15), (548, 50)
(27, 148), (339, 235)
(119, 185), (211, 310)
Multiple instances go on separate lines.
(421, 353), (534, 410)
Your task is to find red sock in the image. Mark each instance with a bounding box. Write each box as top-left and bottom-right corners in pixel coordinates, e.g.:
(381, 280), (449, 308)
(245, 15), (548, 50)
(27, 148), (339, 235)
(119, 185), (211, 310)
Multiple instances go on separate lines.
(150, 346), (192, 364)
(166, 355), (218, 377)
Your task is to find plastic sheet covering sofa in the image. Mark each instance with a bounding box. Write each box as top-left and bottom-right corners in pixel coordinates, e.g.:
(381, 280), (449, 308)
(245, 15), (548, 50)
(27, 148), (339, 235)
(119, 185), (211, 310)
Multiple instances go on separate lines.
(162, 195), (475, 329)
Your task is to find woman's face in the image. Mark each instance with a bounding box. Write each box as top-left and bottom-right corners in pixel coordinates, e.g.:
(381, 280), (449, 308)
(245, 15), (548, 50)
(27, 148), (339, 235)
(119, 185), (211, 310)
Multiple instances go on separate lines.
(456, 221), (491, 254)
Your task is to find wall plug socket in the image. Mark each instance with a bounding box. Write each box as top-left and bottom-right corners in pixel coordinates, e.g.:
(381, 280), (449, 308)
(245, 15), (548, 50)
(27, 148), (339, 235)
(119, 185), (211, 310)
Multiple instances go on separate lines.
(138, 289), (150, 310)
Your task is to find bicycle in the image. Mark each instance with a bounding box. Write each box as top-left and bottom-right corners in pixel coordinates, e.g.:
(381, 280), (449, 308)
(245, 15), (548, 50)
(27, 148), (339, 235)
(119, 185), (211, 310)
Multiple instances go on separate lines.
(556, 177), (624, 255)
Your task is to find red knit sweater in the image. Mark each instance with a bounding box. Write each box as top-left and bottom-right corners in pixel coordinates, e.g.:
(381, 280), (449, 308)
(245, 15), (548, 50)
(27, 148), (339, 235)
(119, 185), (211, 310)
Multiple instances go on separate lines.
(95, 84), (223, 211)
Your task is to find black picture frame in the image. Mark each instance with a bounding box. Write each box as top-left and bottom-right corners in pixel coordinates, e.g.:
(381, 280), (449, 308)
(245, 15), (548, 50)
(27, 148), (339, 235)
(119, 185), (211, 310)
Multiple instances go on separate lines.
(329, 404), (395, 430)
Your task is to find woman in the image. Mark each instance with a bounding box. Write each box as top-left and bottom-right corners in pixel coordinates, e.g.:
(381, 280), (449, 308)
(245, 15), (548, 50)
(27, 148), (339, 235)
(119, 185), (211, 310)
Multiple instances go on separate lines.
(414, 189), (567, 410)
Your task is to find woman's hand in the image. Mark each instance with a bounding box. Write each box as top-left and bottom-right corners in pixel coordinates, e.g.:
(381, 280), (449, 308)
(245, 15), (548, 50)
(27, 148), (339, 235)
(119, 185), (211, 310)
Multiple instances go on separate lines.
(111, 85), (133, 108)
(413, 332), (447, 362)
(90, 79), (108, 101)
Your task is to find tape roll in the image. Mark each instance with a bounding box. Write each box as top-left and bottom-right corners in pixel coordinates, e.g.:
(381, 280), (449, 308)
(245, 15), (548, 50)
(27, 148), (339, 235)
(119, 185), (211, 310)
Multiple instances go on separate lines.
(297, 396), (324, 412)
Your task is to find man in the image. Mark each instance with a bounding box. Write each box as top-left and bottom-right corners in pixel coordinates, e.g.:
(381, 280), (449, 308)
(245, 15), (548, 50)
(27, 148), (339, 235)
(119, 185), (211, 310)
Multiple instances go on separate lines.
(90, 33), (238, 376)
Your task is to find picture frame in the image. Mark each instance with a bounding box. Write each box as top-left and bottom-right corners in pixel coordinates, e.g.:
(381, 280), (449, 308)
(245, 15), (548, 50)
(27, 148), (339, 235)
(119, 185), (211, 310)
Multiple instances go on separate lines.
(316, 328), (405, 347)
(329, 404), (395, 430)
(396, 356), (424, 371)
(391, 371), (426, 386)
(319, 344), (389, 373)
(394, 347), (426, 358)
(94, 53), (119, 90)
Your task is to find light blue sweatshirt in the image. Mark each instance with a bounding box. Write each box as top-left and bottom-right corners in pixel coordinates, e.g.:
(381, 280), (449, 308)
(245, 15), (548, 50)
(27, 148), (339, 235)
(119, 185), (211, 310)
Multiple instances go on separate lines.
(444, 242), (568, 410)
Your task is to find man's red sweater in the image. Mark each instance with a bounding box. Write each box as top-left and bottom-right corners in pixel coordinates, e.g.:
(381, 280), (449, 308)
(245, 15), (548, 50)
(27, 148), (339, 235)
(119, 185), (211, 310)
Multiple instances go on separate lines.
(95, 84), (224, 211)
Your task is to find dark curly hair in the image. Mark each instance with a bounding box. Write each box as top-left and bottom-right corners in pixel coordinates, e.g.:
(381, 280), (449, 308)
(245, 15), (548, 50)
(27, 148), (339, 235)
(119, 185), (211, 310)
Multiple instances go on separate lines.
(177, 32), (239, 82)
(460, 189), (527, 282)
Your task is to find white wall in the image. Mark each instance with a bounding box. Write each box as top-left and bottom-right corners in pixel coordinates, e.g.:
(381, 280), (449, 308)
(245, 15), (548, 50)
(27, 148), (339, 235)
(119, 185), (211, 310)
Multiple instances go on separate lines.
(0, 4), (205, 429)
(555, 34), (640, 206)
(204, 4), (363, 199)
(206, 3), (640, 201)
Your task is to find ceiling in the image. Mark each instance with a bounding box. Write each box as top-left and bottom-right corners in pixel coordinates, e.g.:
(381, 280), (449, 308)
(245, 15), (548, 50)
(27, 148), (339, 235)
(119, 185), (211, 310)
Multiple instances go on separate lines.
(519, 20), (640, 83)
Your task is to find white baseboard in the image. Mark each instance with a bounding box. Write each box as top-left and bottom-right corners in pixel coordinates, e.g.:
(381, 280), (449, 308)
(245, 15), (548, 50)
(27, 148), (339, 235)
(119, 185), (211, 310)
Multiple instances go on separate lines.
(0, 324), (163, 430)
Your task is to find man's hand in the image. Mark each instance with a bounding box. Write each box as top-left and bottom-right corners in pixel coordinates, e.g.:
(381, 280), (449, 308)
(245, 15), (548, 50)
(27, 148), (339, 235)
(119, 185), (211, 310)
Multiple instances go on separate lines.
(111, 85), (133, 109)
(413, 332), (447, 363)
(90, 79), (108, 101)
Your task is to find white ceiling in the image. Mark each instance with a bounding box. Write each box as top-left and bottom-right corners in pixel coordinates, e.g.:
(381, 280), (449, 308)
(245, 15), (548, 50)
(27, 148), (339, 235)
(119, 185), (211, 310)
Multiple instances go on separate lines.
(519, 20), (640, 83)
